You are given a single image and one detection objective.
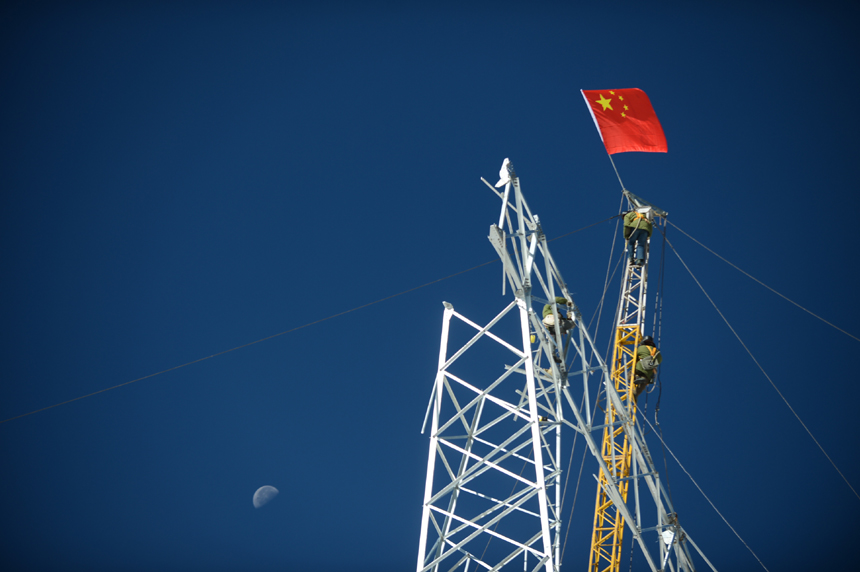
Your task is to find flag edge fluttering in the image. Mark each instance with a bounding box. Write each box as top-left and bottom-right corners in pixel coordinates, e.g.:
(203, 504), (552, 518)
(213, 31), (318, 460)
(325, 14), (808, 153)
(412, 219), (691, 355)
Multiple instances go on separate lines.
(580, 88), (668, 155)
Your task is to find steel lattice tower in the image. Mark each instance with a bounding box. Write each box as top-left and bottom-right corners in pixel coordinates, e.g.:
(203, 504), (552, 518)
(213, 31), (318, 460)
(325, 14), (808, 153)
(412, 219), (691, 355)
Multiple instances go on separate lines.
(416, 162), (714, 572)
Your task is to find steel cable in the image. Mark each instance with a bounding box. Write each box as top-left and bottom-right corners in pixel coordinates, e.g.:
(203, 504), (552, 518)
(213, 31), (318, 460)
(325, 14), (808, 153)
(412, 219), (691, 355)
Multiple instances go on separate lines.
(665, 236), (860, 502)
(641, 415), (771, 572)
(667, 220), (860, 343)
(1, 218), (618, 425)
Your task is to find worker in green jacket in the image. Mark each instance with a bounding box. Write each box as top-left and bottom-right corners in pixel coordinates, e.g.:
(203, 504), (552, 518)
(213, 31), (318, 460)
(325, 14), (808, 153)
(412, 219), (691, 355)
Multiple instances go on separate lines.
(633, 336), (662, 398)
(542, 297), (575, 364)
(623, 207), (653, 266)
(542, 297), (574, 337)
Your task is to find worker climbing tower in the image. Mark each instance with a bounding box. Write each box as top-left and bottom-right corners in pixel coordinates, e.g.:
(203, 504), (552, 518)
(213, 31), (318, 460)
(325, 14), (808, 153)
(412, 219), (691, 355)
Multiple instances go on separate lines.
(587, 190), (680, 572)
(416, 160), (714, 572)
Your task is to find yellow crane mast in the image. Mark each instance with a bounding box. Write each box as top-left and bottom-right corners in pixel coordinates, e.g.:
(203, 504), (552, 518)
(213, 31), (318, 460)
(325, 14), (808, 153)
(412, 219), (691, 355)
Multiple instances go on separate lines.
(588, 193), (665, 572)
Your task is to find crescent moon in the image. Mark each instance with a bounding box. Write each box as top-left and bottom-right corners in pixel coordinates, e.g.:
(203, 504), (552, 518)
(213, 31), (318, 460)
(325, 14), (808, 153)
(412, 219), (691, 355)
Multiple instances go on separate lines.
(253, 485), (279, 509)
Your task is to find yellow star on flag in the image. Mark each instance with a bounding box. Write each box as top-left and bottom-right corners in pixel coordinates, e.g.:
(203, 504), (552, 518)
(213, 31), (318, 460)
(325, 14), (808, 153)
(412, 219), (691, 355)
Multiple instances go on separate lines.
(595, 94), (613, 111)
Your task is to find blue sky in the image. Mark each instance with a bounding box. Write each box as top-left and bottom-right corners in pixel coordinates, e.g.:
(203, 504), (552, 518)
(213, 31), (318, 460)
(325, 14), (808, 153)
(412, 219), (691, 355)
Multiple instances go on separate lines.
(1, 2), (858, 571)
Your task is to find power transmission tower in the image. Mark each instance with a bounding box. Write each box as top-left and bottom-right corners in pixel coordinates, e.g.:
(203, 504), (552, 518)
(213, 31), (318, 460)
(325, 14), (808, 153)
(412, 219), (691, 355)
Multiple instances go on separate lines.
(416, 161), (714, 572)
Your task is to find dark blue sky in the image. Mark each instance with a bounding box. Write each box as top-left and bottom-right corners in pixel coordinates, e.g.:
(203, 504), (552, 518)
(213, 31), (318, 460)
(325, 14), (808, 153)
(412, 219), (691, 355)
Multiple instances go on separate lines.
(2, 2), (858, 571)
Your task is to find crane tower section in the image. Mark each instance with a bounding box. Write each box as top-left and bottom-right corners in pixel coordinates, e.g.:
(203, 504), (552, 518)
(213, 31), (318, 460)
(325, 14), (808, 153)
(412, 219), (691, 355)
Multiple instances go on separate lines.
(587, 191), (676, 572)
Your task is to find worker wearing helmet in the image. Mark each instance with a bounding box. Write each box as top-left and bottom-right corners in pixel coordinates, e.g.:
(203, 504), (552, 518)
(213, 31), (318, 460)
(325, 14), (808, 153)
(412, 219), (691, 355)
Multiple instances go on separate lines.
(542, 297), (576, 364)
(623, 207), (653, 266)
(633, 336), (662, 398)
(542, 297), (575, 337)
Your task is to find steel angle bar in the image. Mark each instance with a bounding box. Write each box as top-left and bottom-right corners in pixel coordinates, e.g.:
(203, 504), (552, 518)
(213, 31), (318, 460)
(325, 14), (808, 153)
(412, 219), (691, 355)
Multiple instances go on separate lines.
(524, 396), (558, 422)
(640, 524), (679, 534)
(565, 365), (604, 377)
(460, 356), (529, 399)
(512, 178), (531, 264)
(531, 247), (561, 306)
(469, 405), (532, 440)
(469, 429), (560, 476)
(533, 229), (568, 280)
(522, 370), (560, 411)
(431, 438), (507, 495)
(438, 393), (489, 560)
(470, 556), (493, 572)
(443, 485), (537, 534)
(524, 231), (539, 278)
(532, 424), (559, 468)
(443, 554), (471, 572)
(440, 301), (519, 371)
(422, 491), (546, 572)
(428, 424), (535, 505)
(513, 300), (553, 566)
(559, 386), (594, 435)
(430, 437), (541, 504)
(505, 230), (527, 281)
(419, 303), (456, 569)
(628, 422), (678, 515)
(440, 372), (531, 425)
(557, 414), (586, 435)
(682, 531), (719, 572)
(473, 404), (532, 441)
(529, 294), (554, 307)
(507, 370), (556, 397)
(439, 378), (475, 434)
(437, 488), (538, 545)
(469, 435), (539, 469)
(493, 220), (527, 283)
(634, 453), (643, 537)
(669, 536), (696, 572)
(489, 531), (546, 572)
(459, 486), (544, 520)
(570, 311), (614, 387)
(498, 181), (512, 229)
(488, 228), (525, 295)
(435, 441), (460, 482)
(511, 385), (531, 421)
(481, 177), (504, 198)
(502, 216), (526, 283)
(616, 471), (658, 483)
(451, 310), (527, 358)
(508, 176), (538, 225)
(428, 511), (444, 538)
(438, 438), (540, 490)
(527, 556), (551, 572)
(530, 367), (561, 391)
(427, 499), (545, 558)
(422, 383), (439, 435)
(577, 327), (595, 427)
(434, 360), (529, 436)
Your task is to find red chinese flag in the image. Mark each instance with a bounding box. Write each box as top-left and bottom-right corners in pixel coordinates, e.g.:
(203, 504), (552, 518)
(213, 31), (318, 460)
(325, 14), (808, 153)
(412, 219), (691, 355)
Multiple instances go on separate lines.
(581, 88), (667, 154)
